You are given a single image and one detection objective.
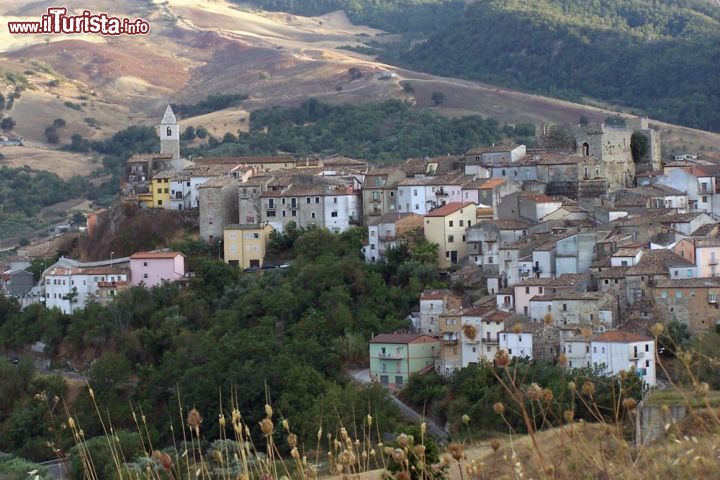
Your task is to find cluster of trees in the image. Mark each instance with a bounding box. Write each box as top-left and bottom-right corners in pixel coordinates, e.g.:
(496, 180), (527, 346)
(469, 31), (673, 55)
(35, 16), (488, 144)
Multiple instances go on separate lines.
(0, 227), (440, 462)
(171, 93), (248, 118)
(0, 166), (89, 218)
(397, 0), (720, 132)
(401, 360), (644, 435)
(191, 99), (507, 162)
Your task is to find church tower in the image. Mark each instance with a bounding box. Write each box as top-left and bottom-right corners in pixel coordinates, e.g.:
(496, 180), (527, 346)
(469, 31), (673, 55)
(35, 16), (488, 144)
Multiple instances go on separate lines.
(159, 105), (180, 160)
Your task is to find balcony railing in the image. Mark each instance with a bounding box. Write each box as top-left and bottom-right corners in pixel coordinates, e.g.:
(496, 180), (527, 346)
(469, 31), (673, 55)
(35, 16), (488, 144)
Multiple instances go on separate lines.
(482, 337), (499, 344)
(436, 188), (449, 197)
(378, 233), (396, 241)
(442, 338), (459, 346)
(710, 257), (718, 265)
(377, 352), (404, 360)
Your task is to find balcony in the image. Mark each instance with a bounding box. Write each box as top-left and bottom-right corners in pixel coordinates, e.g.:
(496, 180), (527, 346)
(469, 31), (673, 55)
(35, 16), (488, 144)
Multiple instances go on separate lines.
(709, 294), (717, 304)
(482, 337), (499, 345)
(500, 302), (512, 309)
(378, 352), (404, 360)
(442, 338), (459, 346)
(378, 233), (396, 241)
(710, 257), (718, 265)
(629, 351), (645, 361)
(436, 188), (449, 197)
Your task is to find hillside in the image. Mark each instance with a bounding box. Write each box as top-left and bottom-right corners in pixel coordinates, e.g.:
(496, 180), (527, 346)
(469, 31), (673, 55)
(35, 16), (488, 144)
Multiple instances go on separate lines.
(399, 0), (720, 132)
(1, 0), (719, 175)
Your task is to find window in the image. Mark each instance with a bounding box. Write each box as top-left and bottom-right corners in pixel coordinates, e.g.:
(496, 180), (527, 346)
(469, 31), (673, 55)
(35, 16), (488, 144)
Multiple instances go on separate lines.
(525, 287), (530, 294)
(675, 291), (682, 299)
(306, 197), (311, 204)
(448, 235), (454, 243)
(593, 346), (597, 353)
(687, 269), (693, 277)
(413, 189), (418, 196)
(267, 211), (276, 217)
(334, 197), (338, 204)
(331, 212), (338, 217)
(645, 344), (649, 352)
(291, 210), (297, 217)
(157, 188), (162, 194)
(563, 303), (567, 311)
(449, 220), (453, 227)
(645, 360), (650, 368)
(315, 197), (320, 204)
(143, 262), (148, 267)
(661, 291), (667, 299)
(311, 212), (316, 219)
(459, 220), (464, 227)
(253, 233), (259, 239)
(143, 273), (148, 279)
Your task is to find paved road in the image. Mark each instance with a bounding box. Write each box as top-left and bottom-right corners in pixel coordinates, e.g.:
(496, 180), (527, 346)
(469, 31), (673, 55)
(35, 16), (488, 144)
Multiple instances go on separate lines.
(347, 369), (450, 443)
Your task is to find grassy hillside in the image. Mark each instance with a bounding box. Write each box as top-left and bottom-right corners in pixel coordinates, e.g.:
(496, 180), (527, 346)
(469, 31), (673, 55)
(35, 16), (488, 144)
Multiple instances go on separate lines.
(399, 0), (720, 132)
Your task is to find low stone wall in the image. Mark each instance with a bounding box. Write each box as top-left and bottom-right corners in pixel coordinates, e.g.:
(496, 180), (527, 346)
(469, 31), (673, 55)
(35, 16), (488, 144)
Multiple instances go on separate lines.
(635, 401), (687, 446)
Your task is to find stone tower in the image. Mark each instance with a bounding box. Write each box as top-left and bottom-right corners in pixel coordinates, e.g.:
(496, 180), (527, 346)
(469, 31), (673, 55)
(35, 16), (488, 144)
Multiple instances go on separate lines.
(159, 105), (180, 160)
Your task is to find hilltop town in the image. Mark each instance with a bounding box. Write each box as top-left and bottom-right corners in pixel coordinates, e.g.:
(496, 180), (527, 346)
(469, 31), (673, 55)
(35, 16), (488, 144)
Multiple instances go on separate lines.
(2, 104), (720, 478)
(4, 105), (719, 382)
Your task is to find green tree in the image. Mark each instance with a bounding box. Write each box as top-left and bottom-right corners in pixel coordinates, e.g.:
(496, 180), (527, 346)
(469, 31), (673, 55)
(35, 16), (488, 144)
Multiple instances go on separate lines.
(631, 132), (650, 163)
(1, 117), (16, 130)
(431, 91), (445, 106)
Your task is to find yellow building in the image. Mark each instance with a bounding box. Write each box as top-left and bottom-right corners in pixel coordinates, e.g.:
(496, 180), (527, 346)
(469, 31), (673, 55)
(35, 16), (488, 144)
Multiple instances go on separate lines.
(150, 171), (173, 208)
(424, 202), (478, 269)
(223, 223), (274, 269)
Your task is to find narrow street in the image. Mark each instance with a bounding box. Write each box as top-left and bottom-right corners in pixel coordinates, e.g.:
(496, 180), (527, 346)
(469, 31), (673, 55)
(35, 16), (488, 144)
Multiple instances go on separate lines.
(347, 369), (450, 443)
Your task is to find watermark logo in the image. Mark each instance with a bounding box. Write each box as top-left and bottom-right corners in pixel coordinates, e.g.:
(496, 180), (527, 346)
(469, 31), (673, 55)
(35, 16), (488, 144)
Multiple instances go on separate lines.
(8, 7), (150, 35)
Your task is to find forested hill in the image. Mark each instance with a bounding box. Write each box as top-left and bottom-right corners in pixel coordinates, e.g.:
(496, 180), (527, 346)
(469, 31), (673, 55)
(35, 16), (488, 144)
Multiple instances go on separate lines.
(400, 0), (720, 132)
(243, 0), (720, 133)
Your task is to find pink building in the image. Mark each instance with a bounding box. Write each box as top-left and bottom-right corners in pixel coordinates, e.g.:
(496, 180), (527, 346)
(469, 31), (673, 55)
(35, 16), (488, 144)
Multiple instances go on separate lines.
(130, 252), (186, 287)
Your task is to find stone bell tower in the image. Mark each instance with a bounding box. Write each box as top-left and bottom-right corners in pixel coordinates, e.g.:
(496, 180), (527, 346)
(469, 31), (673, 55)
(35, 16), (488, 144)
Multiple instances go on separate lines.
(159, 105), (180, 160)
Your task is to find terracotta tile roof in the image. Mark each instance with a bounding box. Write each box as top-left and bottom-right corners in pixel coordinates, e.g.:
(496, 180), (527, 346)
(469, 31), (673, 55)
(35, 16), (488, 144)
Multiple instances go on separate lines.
(476, 178), (507, 189)
(692, 224), (719, 237)
(420, 289), (451, 300)
(83, 267), (129, 275)
(594, 266), (628, 278)
(516, 278), (553, 287)
(530, 292), (607, 301)
(592, 330), (652, 343)
(485, 310), (510, 322)
(367, 213), (422, 226)
(548, 273), (590, 287)
(369, 333), (439, 344)
(654, 277), (720, 288)
(130, 252), (183, 260)
(625, 249), (693, 275)
(196, 155), (295, 165)
(522, 192), (557, 203)
(425, 202), (475, 217)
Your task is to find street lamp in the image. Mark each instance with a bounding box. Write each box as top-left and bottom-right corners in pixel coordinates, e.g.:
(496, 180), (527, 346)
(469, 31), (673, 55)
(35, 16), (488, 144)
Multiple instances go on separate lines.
(110, 251), (115, 261)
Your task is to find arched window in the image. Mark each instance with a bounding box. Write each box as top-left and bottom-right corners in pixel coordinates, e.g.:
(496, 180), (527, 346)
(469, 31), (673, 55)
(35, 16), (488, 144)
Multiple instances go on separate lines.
(582, 142), (590, 157)
(166, 127), (172, 137)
